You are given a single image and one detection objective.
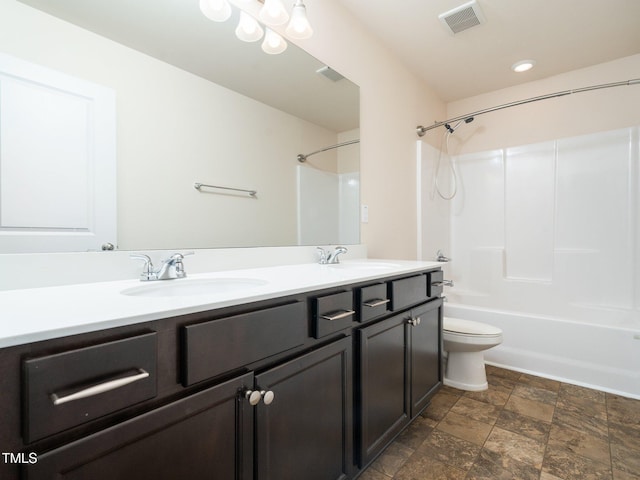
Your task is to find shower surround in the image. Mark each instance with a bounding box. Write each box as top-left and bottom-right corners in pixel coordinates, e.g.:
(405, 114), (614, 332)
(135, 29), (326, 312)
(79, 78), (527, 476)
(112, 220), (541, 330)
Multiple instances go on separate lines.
(419, 125), (640, 398)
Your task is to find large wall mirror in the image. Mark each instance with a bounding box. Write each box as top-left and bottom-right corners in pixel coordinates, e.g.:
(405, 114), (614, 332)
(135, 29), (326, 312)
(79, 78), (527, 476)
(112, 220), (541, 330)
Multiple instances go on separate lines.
(1, 0), (359, 253)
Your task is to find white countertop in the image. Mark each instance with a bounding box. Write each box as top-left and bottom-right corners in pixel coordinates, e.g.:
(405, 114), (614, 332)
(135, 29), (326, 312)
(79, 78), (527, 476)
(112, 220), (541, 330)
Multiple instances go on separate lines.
(0, 259), (442, 348)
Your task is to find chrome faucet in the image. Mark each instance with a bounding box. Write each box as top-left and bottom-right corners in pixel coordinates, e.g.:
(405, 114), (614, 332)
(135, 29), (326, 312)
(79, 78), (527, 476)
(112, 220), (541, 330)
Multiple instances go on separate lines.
(130, 252), (194, 281)
(317, 246), (348, 264)
(436, 250), (451, 262)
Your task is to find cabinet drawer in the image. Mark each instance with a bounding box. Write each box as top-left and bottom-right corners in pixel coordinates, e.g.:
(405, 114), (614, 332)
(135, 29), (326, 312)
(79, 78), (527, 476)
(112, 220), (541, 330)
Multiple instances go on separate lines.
(313, 291), (355, 338)
(183, 302), (307, 386)
(427, 270), (444, 298)
(390, 274), (427, 311)
(23, 332), (157, 443)
(358, 283), (390, 323)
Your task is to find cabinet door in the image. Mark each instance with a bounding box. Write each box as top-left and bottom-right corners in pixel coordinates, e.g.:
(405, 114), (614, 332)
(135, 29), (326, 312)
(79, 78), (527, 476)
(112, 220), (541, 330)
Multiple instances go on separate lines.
(409, 299), (443, 417)
(255, 337), (352, 480)
(357, 314), (409, 466)
(26, 373), (254, 480)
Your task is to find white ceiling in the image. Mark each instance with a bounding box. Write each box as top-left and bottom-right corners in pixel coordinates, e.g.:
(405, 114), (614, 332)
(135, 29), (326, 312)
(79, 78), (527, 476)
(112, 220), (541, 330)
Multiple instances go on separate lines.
(336, 0), (640, 102)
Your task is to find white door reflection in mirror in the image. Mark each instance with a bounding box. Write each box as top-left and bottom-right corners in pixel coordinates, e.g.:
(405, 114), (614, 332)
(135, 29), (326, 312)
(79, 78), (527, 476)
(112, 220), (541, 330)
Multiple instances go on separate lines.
(0, 54), (116, 253)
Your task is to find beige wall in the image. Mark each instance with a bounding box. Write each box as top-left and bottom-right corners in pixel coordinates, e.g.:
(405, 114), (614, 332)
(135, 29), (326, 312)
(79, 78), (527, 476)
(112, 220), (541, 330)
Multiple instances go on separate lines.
(438, 54), (640, 156)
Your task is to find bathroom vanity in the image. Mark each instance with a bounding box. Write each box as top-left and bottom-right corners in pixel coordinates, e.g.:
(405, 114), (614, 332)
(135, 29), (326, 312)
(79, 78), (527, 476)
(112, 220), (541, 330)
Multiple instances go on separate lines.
(0, 260), (444, 479)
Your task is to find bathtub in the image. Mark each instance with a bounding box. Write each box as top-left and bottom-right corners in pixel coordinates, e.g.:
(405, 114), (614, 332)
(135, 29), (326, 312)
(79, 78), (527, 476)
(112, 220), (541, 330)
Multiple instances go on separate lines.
(444, 303), (640, 399)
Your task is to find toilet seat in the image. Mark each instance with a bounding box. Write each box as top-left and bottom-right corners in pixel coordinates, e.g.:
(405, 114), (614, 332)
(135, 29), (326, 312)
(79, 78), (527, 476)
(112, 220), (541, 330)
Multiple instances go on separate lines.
(443, 317), (502, 336)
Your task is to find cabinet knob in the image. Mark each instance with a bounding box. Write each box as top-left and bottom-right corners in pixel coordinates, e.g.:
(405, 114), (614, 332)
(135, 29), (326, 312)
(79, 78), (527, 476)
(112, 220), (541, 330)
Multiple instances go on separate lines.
(261, 390), (275, 405)
(244, 390), (262, 406)
(408, 316), (421, 326)
(244, 389), (275, 405)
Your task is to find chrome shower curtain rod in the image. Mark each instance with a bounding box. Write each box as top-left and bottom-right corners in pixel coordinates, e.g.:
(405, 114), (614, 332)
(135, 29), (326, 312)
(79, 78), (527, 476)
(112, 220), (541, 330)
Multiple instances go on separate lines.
(297, 139), (360, 162)
(416, 78), (640, 137)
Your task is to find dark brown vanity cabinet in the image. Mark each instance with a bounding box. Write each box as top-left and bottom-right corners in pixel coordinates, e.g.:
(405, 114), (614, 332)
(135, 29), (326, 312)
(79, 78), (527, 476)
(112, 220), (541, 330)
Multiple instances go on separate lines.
(255, 337), (353, 480)
(27, 337), (353, 480)
(27, 373), (255, 480)
(357, 298), (442, 466)
(6, 267), (442, 480)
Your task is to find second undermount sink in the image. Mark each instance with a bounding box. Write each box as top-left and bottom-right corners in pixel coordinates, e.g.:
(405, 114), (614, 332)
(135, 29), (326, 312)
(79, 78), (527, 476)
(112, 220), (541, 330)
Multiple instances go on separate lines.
(121, 278), (268, 297)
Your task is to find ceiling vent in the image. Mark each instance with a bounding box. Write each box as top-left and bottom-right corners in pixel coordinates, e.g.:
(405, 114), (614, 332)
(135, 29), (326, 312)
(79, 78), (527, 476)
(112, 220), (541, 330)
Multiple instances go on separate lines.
(316, 66), (345, 82)
(438, 0), (486, 35)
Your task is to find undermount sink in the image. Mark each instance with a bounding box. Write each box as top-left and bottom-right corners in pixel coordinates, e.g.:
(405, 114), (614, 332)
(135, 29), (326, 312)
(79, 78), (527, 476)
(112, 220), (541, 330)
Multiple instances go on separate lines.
(121, 278), (268, 297)
(327, 261), (401, 271)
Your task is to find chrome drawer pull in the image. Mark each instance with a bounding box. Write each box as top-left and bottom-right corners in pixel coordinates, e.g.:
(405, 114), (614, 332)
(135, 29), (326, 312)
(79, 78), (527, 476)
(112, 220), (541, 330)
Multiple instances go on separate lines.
(363, 298), (390, 308)
(321, 309), (356, 321)
(51, 369), (150, 406)
(431, 279), (454, 287)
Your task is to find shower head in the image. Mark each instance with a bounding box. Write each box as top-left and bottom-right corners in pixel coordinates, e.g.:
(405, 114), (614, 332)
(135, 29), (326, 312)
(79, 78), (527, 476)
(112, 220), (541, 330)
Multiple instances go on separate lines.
(445, 116), (474, 134)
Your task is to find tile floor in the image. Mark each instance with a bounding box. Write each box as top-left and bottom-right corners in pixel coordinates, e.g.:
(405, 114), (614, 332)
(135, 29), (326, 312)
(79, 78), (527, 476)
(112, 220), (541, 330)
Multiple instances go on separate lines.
(359, 366), (640, 480)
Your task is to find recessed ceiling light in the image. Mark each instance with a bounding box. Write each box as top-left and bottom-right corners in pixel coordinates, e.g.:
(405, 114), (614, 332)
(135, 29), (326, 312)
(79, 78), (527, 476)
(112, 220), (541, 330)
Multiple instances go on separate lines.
(512, 60), (536, 73)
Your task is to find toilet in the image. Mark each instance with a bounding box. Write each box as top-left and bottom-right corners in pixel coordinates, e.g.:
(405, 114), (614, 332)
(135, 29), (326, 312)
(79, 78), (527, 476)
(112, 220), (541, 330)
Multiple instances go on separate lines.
(443, 317), (503, 391)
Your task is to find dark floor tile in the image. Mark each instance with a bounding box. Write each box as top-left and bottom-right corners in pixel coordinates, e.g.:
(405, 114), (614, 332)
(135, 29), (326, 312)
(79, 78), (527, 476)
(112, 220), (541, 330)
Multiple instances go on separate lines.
(486, 365), (521, 381)
(359, 367), (640, 480)
(540, 471), (565, 480)
(609, 421), (640, 476)
(464, 385), (512, 407)
(368, 442), (413, 477)
(607, 394), (640, 427)
(437, 411), (492, 446)
(439, 385), (465, 396)
(505, 393), (555, 422)
(495, 409), (552, 443)
(512, 383), (559, 405)
(395, 415), (433, 450)
(393, 453), (467, 480)
(557, 390), (607, 422)
(466, 448), (541, 480)
(415, 429), (481, 471)
(552, 406), (609, 440)
(483, 426), (546, 469)
(543, 445), (612, 480)
(358, 468), (392, 480)
(518, 373), (561, 392)
(559, 383), (606, 405)
(613, 468), (640, 480)
(450, 396), (502, 425)
(421, 392), (458, 423)
(548, 423), (611, 466)
(487, 373), (518, 390)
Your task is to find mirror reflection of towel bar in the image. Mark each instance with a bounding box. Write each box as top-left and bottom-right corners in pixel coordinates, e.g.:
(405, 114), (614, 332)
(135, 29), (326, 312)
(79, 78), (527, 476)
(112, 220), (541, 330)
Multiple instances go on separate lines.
(194, 182), (257, 197)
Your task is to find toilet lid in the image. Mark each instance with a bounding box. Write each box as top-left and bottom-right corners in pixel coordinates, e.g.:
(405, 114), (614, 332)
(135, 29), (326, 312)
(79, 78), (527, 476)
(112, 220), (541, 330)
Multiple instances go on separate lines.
(443, 317), (502, 336)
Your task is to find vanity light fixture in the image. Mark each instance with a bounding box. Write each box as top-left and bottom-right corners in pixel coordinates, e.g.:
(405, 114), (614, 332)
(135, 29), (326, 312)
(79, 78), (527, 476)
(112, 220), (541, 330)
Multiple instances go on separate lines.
(259, 0), (289, 26)
(262, 28), (288, 54)
(285, 0), (313, 39)
(199, 0), (232, 22)
(511, 59), (536, 73)
(236, 10), (264, 42)
(199, 0), (313, 54)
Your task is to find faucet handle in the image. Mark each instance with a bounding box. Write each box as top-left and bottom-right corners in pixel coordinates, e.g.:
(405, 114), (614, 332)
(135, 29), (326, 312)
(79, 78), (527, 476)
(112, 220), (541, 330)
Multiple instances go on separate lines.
(130, 253), (157, 281)
(164, 251), (194, 262)
(316, 247), (328, 264)
(436, 250), (451, 262)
